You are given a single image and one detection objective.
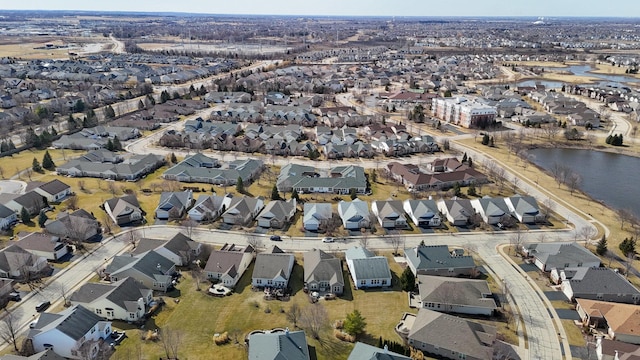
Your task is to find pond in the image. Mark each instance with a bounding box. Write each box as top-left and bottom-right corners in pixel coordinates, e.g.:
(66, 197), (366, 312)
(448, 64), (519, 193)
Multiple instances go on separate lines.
(528, 148), (640, 217)
(544, 64), (640, 84)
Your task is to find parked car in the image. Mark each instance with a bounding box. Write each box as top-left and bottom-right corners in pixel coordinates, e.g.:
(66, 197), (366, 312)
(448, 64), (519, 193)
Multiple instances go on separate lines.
(322, 237), (334, 243)
(35, 301), (51, 312)
(270, 235), (282, 241)
(8, 292), (20, 301)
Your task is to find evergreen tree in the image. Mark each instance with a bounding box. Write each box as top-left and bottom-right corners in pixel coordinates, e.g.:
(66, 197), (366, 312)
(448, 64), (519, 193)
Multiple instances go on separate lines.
(271, 185), (282, 200)
(38, 211), (48, 228)
(0, 142), (8, 153)
(619, 237), (636, 257)
(468, 157), (473, 167)
(489, 136), (495, 147)
(467, 182), (477, 196)
(73, 99), (86, 113)
(147, 94), (156, 106)
(106, 139), (114, 151)
(20, 207), (31, 224)
(236, 176), (244, 193)
(343, 310), (367, 339)
(138, 99), (145, 110)
(104, 105), (116, 119)
(400, 267), (415, 292)
(8, 140), (15, 150)
(291, 189), (299, 202)
(462, 153), (468, 163)
(453, 182), (462, 197)
(42, 151), (55, 170)
(349, 188), (358, 200)
(112, 136), (122, 151)
(32, 157), (42, 172)
(482, 134), (490, 145)
(596, 235), (608, 256)
(160, 90), (170, 103)
(51, 127), (58, 137)
(170, 152), (178, 164)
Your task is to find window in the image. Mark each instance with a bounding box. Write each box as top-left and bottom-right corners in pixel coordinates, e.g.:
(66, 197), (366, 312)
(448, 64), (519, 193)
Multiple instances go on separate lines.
(360, 280), (366, 285)
(382, 279), (387, 285)
(96, 309), (102, 315)
(256, 279), (262, 284)
(129, 313), (136, 319)
(91, 327), (95, 334)
(267, 280), (273, 285)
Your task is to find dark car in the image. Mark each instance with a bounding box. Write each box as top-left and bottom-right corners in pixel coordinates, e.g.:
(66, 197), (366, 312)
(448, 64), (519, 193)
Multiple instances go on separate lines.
(270, 235), (282, 241)
(35, 301), (51, 312)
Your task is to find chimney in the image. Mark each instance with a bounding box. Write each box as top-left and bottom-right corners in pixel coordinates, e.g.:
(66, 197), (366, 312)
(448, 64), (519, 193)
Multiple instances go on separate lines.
(384, 344), (388, 354)
(285, 327), (290, 337)
(156, 263), (162, 272)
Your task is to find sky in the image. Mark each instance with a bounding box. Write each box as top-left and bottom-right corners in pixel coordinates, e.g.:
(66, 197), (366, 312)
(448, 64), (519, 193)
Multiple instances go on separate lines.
(1, 0), (638, 18)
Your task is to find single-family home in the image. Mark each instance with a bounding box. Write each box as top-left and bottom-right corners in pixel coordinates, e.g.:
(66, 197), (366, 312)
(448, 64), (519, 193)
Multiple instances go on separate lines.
(416, 275), (497, 316)
(405, 245), (477, 277)
(204, 243), (254, 288)
(221, 196), (265, 226)
(504, 194), (543, 224)
(248, 329), (309, 360)
(188, 194), (229, 222)
(155, 190), (194, 220)
(69, 277), (153, 323)
(0, 204), (17, 230)
(403, 199), (441, 227)
(27, 305), (112, 360)
(256, 199), (297, 229)
(561, 267), (640, 304)
(15, 232), (69, 261)
(303, 203), (333, 231)
(304, 249), (344, 296)
(105, 250), (176, 292)
(0, 244), (49, 279)
(576, 298), (640, 345)
(252, 246), (295, 289)
(347, 342), (410, 360)
(437, 199), (475, 227)
(0, 278), (15, 303)
(32, 180), (72, 203)
(45, 210), (100, 242)
(371, 200), (407, 229)
(338, 199), (371, 230)
(399, 309), (497, 360)
(5, 191), (47, 216)
(471, 197), (513, 225)
(521, 242), (601, 274)
(131, 232), (202, 267)
(345, 246), (391, 289)
(596, 338), (640, 360)
(103, 195), (145, 226)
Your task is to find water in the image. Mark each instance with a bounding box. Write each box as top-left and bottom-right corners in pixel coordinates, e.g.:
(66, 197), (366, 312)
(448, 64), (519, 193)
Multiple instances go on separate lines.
(528, 148), (640, 217)
(544, 65), (640, 84)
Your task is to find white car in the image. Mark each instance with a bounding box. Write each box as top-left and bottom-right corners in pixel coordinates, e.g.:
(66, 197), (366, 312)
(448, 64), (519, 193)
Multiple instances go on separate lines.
(322, 237), (334, 243)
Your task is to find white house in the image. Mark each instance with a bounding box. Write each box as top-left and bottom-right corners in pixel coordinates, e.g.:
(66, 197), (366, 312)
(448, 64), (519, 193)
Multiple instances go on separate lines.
(0, 204), (17, 230)
(371, 200), (407, 229)
(28, 305), (112, 360)
(338, 199), (371, 230)
(403, 199), (441, 227)
(251, 246), (294, 289)
(470, 197), (512, 225)
(344, 246), (391, 289)
(33, 179), (72, 203)
(188, 194), (229, 222)
(303, 203), (332, 231)
(504, 194), (543, 224)
(256, 199), (296, 229)
(15, 232), (69, 261)
(69, 277), (153, 323)
(204, 243), (254, 288)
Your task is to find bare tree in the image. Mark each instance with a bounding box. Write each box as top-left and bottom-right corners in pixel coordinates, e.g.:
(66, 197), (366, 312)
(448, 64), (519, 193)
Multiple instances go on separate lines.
(246, 233), (262, 251)
(617, 208), (635, 230)
(126, 229), (140, 249)
(566, 172), (582, 195)
(509, 228), (527, 255)
(158, 326), (182, 360)
(192, 264), (204, 291)
(0, 166), (4, 179)
(625, 252), (635, 279)
(0, 308), (22, 352)
(66, 194), (79, 211)
(511, 176), (521, 193)
(319, 214), (342, 236)
(358, 231), (370, 250)
(300, 303), (329, 340)
(101, 212), (114, 235)
(181, 219), (198, 239)
(542, 123), (560, 139)
(386, 234), (403, 255)
(286, 302), (302, 329)
(579, 226), (597, 245)
(542, 197), (555, 222)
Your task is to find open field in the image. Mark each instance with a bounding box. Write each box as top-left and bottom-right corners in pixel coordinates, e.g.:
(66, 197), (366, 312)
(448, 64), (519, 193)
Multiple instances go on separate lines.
(539, 73), (600, 84)
(0, 36), (110, 59)
(590, 62), (640, 79)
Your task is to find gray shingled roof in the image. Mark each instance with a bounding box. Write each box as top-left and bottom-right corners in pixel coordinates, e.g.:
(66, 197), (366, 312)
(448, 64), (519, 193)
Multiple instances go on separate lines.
(248, 329), (309, 360)
(30, 305), (105, 341)
(0, 348), (66, 360)
(524, 242), (601, 270)
(347, 342), (411, 360)
(252, 246), (293, 281)
(36, 179), (70, 196)
(303, 249), (344, 287)
(70, 277), (151, 311)
(417, 275), (497, 310)
(566, 267), (640, 296)
(405, 245), (475, 272)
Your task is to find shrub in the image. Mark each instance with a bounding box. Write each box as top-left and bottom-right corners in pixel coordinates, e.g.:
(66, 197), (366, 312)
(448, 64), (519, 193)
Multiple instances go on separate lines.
(333, 319), (344, 329)
(334, 329), (355, 343)
(214, 332), (230, 345)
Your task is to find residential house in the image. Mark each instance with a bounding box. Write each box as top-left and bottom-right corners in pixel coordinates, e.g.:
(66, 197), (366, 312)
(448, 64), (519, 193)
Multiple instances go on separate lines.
(256, 199), (297, 229)
(345, 246), (391, 289)
(0, 278), (15, 303)
(405, 245), (476, 277)
(15, 232), (69, 261)
(32, 180), (72, 203)
(221, 196), (265, 226)
(105, 250), (176, 292)
(5, 191), (47, 216)
(471, 197), (513, 225)
(504, 195), (543, 224)
(371, 200), (407, 229)
(399, 309), (497, 360)
(69, 277), (153, 323)
(437, 199), (476, 227)
(0, 349), (65, 360)
(403, 199), (441, 227)
(0, 204), (17, 230)
(576, 299), (640, 345)
(56, 153), (165, 181)
(303, 203), (332, 231)
(277, 164), (367, 195)
(338, 199), (371, 230)
(204, 243), (254, 288)
(131, 232), (202, 267)
(416, 275), (497, 316)
(27, 305), (112, 360)
(188, 194), (229, 222)
(248, 329), (309, 360)
(163, 157), (263, 186)
(347, 342), (410, 360)
(0, 244), (49, 279)
(155, 190), (194, 220)
(560, 267), (640, 304)
(103, 195), (145, 226)
(596, 338), (640, 360)
(251, 246), (295, 289)
(303, 249), (344, 295)
(45, 210), (100, 242)
(521, 242), (601, 273)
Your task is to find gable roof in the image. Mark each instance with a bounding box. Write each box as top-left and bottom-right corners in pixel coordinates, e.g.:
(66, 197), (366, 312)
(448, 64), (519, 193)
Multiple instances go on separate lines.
(14, 232), (62, 253)
(373, 200), (405, 221)
(0, 244), (43, 273)
(408, 309), (496, 360)
(204, 244), (253, 276)
(303, 249), (344, 286)
(106, 250), (175, 282)
(257, 199), (296, 223)
(524, 242), (601, 269)
(252, 246), (294, 280)
(405, 245), (475, 271)
(576, 298), (640, 338)
(404, 199), (439, 219)
(105, 194), (142, 217)
(29, 305), (106, 341)
(303, 203), (332, 225)
(566, 267), (640, 296)
(35, 179), (70, 196)
(70, 277), (151, 312)
(507, 194), (540, 216)
(338, 199), (370, 222)
(157, 191), (192, 211)
(417, 275), (497, 310)
(248, 329), (309, 360)
(345, 246), (391, 280)
(347, 342), (411, 360)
